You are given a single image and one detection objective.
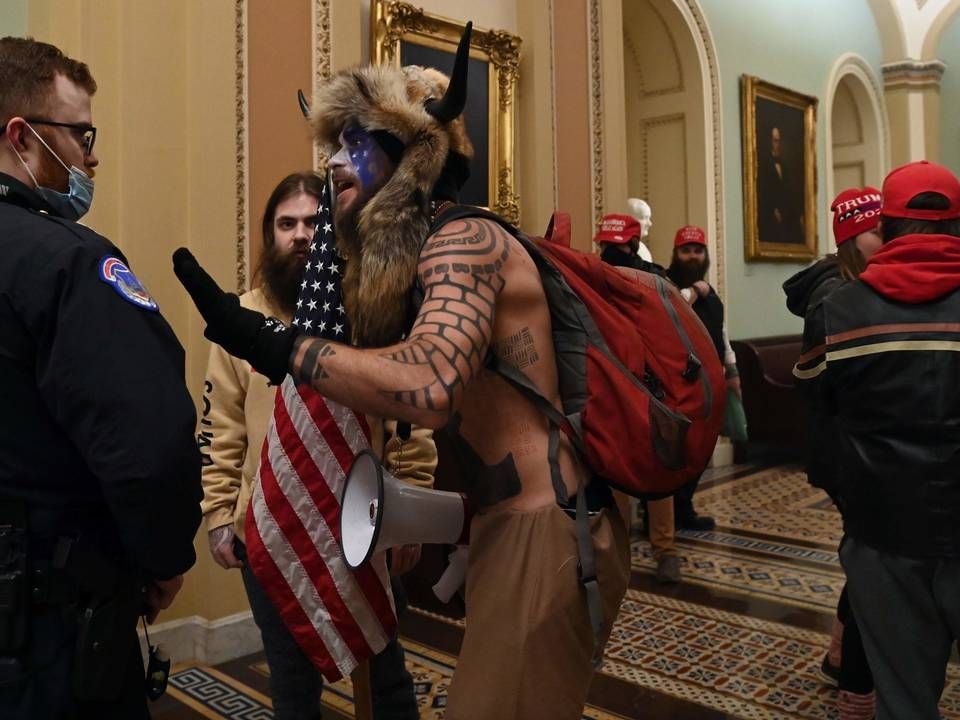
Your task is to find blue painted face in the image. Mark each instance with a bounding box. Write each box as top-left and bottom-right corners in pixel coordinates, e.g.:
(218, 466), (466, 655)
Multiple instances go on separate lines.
(329, 124), (395, 218)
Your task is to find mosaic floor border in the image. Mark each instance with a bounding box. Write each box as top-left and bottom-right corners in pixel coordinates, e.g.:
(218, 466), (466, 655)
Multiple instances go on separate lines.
(172, 638), (628, 720)
(631, 539), (843, 613)
(677, 529), (839, 566)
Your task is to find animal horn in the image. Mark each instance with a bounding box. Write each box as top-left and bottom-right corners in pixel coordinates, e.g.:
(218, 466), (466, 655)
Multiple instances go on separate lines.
(424, 21), (473, 123)
(297, 89), (311, 119)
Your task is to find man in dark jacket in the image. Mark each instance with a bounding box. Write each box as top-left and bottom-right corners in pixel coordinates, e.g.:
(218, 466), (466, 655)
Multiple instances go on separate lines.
(666, 226), (740, 530)
(795, 161), (960, 719)
(595, 212), (666, 276)
(0, 37), (201, 718)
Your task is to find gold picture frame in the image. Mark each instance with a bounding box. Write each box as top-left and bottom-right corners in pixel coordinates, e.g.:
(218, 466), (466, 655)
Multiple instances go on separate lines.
(741, 75), (818, 261)
(372, 0), (522, 224)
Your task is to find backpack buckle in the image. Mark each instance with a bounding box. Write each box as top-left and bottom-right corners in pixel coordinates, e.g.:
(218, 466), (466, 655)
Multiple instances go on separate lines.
(682, 353), (702, 381)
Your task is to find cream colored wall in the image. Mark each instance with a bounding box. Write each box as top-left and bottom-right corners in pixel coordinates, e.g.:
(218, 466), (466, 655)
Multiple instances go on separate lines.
(28, 0), (247, 623)
(0, 0), (26, 34)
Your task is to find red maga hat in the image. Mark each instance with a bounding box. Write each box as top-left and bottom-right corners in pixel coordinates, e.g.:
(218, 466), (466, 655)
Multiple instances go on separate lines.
(881, 161), (960, 220)
(831, 187), (881, 246)
(594, 214), (641, 245)
(673, 225), (706, 248)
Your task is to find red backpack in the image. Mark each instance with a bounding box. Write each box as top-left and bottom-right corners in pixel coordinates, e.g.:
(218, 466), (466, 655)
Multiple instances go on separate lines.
(430, 206), (725, 497)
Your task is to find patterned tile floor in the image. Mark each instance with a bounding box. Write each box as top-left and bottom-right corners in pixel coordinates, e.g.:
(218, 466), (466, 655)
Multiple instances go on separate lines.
(160, 463), (960, 719)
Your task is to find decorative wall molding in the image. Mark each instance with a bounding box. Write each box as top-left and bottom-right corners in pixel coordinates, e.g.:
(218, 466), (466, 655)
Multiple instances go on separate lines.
(678, 0), (725, 299)
(588, 0), (604, 228)
(234, 0), (249, 293)
(313, 0), (332, 171)
(138, 611), (262, 667)
(881, 58), (946, 89)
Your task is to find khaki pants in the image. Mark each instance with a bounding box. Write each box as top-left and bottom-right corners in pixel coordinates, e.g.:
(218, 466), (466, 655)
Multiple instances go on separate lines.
(648, 496), (677, 560)
(445, 503), (630, 720)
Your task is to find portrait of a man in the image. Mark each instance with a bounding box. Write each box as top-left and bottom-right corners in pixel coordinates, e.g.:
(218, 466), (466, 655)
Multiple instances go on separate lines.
(741, 75), (818, 261)
(757, 111), (804, 245)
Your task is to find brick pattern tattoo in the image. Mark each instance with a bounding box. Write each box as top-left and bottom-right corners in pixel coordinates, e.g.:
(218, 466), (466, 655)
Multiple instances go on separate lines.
(381, 219), (510, 415)
(493, 326), (539, 370)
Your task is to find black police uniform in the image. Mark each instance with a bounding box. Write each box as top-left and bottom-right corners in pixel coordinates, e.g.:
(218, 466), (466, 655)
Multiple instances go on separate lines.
(0, 172), (202, 718)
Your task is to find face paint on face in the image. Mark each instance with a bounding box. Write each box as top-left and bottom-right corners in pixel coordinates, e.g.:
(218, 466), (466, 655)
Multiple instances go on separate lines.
(328, 123), (395, 220)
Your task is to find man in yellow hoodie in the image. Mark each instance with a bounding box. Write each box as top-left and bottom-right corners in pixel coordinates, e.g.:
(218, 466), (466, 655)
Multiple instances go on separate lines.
(199, 172), (436, 720)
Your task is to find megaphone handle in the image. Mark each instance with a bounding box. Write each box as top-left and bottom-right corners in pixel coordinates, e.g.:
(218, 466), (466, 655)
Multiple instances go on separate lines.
(432, 546), (469, 603)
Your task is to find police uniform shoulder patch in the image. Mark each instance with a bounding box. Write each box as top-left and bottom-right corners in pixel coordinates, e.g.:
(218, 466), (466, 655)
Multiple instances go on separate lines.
(98, 256), (159, 312)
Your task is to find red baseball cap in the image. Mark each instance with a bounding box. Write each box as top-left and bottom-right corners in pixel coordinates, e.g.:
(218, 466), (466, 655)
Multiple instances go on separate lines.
(881, 161), (960, 220)
(594, 214), (641, 245)
(831, 187), (881, 246)
(674, 225), (706, 248)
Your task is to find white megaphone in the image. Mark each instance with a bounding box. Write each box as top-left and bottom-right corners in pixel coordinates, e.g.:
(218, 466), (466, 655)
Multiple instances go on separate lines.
(340, 450), (471, 570)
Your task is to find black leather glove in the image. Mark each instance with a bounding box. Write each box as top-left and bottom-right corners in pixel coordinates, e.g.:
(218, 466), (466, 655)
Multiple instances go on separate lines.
(172, 248), (297, 385)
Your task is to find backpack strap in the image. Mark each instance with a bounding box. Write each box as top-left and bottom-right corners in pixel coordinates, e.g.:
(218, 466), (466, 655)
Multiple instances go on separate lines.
(426, 205), (607, 660)
(487, 355), (576, 506)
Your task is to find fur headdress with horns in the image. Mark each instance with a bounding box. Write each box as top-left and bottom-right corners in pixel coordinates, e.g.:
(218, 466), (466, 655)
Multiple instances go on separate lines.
(308, 24), (474, 347)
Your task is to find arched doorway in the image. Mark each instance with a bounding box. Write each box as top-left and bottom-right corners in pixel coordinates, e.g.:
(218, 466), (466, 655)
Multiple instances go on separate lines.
(825, 54), (887, 249)
(622, 0), (711, 277)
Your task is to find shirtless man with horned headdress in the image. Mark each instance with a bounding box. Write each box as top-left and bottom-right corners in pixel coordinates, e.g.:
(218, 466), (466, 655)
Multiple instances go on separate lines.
(174, 25), (630, 719)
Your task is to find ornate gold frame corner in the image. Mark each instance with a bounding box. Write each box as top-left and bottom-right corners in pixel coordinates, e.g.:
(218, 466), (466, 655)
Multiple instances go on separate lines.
(741, 75), (818, 262)
(372, 0), (521, 224)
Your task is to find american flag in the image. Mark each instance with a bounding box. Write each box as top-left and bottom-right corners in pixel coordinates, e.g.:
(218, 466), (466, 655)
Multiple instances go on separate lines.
(244, 175), (397, 681)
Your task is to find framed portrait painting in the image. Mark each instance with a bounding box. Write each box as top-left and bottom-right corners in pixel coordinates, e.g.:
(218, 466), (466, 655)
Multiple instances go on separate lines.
(372, 0), (522, 224)
(741, 75), (818, 261)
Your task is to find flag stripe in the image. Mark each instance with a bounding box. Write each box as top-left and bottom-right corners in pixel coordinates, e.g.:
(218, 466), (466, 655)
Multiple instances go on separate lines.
(247, 470), (357, 681)
(276, 387), (344, 532)
(272, 396), (393, 649)
(246, 500), (344, 682)
(293, 382), (356, 473)
(257, 436), (371, 664)
(280, 386), (397, 628)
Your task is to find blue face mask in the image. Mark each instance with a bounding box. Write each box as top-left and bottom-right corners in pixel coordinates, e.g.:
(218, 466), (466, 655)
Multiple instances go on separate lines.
(12, 123), (94, 220)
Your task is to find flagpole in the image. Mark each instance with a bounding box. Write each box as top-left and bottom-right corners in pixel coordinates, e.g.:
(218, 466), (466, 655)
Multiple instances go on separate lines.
(351, 659), (374, 720)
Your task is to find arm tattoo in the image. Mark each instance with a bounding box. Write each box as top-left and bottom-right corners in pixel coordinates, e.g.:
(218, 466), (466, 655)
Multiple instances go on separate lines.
(381, 219), (510, 414)
(493, 326), (539, 370)
(296, 338), (337, 385)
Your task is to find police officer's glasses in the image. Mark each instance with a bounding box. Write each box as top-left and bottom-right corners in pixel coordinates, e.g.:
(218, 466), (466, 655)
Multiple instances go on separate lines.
(24, 118), (97, 156)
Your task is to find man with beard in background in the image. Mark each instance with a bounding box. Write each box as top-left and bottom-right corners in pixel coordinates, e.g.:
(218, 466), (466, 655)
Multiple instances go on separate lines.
(666, 226), (740, 530)
(198, 172), (428, 720)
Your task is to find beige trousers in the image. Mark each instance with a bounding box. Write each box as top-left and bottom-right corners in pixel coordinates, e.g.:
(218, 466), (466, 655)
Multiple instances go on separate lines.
(648, 496), (677, 560)
(445, 503), (630, 720)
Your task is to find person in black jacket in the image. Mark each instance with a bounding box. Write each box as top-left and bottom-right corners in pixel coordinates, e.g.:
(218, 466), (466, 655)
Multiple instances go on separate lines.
(595, 212), (666, 276)
(796, 161), (960, 719)
(666, 226), (740, 531)
(784, 186), (882, 720)
(0, 37), (201, 719)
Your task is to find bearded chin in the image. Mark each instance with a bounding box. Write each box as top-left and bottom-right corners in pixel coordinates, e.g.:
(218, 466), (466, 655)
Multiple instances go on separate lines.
(261, 247), (306, 315)
(333, 187), (428, 348)
(668, 257), (709, 288)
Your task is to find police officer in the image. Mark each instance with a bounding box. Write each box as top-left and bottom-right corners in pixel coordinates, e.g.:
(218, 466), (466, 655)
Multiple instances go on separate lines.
(0, 37), (201, 718)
